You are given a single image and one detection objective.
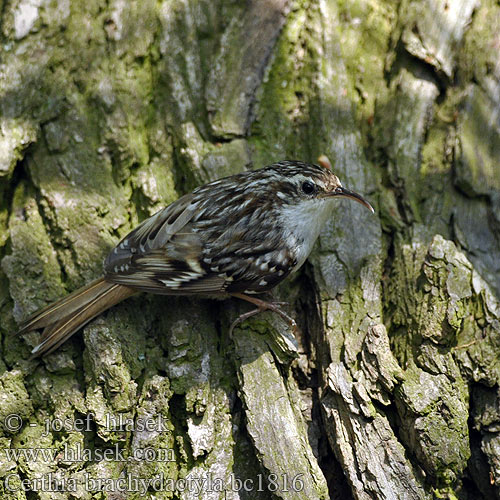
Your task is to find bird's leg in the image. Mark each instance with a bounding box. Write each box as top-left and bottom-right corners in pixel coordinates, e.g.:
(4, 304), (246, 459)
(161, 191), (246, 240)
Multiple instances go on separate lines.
(228, 307), (263, 337)
(229, 292), (298, 336)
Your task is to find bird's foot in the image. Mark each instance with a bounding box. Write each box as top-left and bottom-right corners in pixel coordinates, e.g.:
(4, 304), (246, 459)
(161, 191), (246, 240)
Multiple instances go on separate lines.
(229, 293), (298, 337)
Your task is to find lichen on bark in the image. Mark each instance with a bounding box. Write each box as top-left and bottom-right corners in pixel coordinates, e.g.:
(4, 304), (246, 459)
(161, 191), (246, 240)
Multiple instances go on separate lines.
(0, 0), (499, 499)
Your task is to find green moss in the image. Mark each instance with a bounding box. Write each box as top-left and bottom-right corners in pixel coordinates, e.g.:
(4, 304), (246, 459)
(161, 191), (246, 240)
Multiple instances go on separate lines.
(387, 230), (500, 489)
(250, 0), (320, 163)
(2, 0), (499, 495)
(396, 363), (470, 485)
(459, 0), (500, 84)
(234, 324), (329, 499)
(420, 124), (450, 178)
(334, 0), (396, 132)
(455, 85), (500, 195)
(0, 371), (33, 438)
(1, 184), (66, 321)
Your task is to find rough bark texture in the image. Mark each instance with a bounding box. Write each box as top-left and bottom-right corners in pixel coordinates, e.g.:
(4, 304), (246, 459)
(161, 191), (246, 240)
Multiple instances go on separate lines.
(0, 0), (499, 499)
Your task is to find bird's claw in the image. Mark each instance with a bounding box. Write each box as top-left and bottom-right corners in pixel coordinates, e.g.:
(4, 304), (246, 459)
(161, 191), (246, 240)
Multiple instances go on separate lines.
(228, 297), (297, 337)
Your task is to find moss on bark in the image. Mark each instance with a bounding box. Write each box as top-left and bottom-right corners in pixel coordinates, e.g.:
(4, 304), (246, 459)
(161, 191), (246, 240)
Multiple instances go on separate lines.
(0, 0), (499, 499)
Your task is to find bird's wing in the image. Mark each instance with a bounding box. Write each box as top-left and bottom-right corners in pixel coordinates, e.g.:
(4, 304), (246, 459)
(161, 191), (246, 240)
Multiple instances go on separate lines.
(104, 194), (227, 295)
(105, 192), (195, 269)
(104, 187), (297, 296)
(192, 208), (298, 295)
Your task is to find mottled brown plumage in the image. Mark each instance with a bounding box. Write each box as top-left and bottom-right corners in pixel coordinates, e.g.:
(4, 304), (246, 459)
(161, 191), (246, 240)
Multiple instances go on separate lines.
(18, 160), (373, 357)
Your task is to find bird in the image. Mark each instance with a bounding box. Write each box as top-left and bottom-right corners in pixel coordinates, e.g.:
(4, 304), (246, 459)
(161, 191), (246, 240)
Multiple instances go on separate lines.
(17, 159), (374, 357)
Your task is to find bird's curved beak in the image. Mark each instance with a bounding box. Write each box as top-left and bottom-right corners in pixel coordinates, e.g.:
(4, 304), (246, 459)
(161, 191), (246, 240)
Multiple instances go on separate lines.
(325, 186), (374, 213)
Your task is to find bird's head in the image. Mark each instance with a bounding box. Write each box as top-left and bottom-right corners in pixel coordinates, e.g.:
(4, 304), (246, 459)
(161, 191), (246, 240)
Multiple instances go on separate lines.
(269, 160), (374, 213)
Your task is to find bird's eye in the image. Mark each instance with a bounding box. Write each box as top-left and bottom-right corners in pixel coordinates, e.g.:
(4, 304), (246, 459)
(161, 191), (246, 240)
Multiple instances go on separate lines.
(301, 181), (316, 195)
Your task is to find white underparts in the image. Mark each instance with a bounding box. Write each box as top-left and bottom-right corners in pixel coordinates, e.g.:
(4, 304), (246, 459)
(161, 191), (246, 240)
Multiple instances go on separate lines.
(277, 198), (333, 272)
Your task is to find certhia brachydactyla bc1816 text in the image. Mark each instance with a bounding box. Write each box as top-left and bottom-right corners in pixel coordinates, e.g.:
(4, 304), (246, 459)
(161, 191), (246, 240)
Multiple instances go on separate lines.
(18, 160), (374, 357)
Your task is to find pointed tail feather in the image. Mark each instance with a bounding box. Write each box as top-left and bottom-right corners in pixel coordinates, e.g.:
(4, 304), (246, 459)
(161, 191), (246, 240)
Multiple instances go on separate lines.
(18, 278), (136, 357)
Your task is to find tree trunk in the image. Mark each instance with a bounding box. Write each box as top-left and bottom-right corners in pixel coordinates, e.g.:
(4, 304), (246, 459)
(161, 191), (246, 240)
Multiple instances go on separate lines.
(0, 0), (499, 499)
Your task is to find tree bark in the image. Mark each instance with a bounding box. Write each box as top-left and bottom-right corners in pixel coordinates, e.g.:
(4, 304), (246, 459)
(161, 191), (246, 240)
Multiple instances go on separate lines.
(0, 0), (499, 499)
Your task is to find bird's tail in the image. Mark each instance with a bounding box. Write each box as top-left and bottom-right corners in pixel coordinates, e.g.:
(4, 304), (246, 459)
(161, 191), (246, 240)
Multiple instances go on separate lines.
(18, 278), (136, 358)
